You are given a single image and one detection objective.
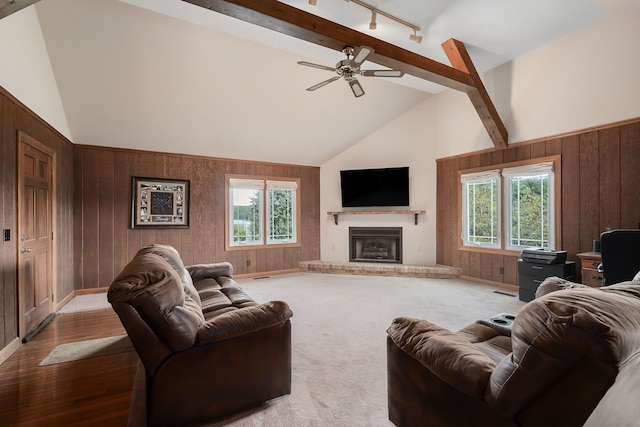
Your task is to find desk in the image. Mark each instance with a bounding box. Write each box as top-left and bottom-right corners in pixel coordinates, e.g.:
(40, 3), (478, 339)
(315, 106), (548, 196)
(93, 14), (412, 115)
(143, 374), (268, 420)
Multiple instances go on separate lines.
(577, 252), (603, 287)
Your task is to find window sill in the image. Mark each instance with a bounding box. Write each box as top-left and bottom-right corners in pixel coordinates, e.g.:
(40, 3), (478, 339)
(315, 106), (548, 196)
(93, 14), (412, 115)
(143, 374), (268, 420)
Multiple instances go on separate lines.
(226, 242), (301, 251)
(459, 245), (522, 257)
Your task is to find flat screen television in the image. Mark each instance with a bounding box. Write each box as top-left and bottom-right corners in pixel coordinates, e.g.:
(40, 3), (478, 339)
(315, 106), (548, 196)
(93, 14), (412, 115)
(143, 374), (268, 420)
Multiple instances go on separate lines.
(340, 167), (409, 208)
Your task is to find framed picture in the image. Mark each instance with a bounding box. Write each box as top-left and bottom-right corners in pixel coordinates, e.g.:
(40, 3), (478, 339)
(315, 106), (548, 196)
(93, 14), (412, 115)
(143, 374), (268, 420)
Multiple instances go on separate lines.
(131, 177), (190, 228)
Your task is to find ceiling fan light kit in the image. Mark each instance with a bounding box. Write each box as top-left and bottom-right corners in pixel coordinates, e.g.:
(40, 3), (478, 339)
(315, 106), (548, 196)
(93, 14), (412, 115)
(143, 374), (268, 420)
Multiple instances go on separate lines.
(308, 0), (422, 44)
(297, 46), (405, 98)
(348, 79), (365, 97)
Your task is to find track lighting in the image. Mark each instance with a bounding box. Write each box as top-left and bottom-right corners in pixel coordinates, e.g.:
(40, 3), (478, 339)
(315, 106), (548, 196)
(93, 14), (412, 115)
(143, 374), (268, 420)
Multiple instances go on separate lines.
(322, 0), (423, 44)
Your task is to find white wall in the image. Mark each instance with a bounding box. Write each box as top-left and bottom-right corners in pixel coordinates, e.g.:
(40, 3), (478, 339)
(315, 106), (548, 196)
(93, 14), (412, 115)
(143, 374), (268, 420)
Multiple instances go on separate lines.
(320, 97), (439, 265)
(505, 12), (640, 144)
(0, 6), (71, 139)
(433, 10), (640, 160)
(320, 7), (640, 265)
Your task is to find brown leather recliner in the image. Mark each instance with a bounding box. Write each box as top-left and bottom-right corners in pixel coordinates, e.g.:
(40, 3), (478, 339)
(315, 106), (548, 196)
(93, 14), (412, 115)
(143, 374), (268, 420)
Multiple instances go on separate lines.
(387, 279), (640, 427)
(108, 244), (293, 427)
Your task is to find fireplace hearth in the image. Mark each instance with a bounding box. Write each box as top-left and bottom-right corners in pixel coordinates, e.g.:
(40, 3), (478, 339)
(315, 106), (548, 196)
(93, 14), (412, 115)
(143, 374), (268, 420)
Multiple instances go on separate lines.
(349, 227), (402, 264)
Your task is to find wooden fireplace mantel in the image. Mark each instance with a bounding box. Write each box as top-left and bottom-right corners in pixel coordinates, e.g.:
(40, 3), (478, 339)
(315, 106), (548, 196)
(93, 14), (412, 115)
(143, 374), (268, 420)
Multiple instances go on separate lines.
(327, 210), (426, 225)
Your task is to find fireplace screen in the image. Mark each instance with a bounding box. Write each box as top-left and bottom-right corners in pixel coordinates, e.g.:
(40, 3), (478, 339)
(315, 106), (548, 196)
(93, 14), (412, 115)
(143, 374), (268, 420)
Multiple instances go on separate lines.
(349, 227), (402, 264)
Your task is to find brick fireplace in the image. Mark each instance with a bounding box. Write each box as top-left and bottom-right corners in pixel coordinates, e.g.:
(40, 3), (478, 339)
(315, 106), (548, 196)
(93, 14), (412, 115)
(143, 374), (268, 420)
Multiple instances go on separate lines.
(349, 227), (403, 264)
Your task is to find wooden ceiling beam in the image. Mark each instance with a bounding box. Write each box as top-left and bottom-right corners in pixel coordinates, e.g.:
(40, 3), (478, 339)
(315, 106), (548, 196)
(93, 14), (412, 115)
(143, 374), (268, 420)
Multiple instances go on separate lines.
(183, 0), (508, 148)
(184, 0), (474, 90)
(442, 39), (508, 149)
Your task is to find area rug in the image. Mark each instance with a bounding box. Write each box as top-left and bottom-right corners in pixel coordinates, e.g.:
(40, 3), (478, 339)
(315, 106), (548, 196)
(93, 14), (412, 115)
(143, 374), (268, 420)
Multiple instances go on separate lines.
(57, 293), (111, 314)
(128, 272), (525, 426)
(39, 334), (134, 366)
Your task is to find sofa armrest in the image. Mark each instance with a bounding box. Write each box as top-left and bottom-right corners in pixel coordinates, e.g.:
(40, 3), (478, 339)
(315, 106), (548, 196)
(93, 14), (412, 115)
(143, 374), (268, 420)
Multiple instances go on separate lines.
(186, 262), (233, 281)
(387, 317), (497, 398)
(197, 300), (293, 345)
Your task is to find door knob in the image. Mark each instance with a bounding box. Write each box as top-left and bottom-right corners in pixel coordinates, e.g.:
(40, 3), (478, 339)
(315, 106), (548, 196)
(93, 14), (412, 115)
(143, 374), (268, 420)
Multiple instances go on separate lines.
(20, 247), (31, 253)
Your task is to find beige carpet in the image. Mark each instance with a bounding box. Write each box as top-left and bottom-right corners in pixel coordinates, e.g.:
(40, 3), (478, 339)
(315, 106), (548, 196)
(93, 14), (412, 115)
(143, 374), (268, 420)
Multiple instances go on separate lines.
(39, 334), (134, 366)
(57, 293), (110, 314)
(128, 272), (525, 426)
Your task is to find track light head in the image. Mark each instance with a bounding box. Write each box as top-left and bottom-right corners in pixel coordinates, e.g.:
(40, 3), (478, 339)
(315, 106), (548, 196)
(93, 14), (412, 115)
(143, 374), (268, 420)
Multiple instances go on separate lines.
(369, 11), (377, 30)
(409, 30), (423, 44)
(309, 0), (317, 5)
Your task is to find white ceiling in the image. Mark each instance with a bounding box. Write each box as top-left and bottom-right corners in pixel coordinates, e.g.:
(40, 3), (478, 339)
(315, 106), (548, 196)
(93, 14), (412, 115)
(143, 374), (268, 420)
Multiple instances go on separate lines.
(32, 0), (615, 166)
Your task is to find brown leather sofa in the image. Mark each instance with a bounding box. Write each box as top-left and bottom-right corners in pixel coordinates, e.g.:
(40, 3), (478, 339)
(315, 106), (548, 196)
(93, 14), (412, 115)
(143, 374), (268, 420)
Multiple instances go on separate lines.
(108, 244), (293, 427)
(387, 278), (640, 427)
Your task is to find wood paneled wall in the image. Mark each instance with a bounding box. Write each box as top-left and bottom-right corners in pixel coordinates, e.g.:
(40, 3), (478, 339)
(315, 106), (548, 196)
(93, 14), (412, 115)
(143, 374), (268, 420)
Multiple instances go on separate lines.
(0, 87), (75, 350)
(1, 84), (318, 355)
(73, 145), (320, 290)
(436, 118), (640, 287)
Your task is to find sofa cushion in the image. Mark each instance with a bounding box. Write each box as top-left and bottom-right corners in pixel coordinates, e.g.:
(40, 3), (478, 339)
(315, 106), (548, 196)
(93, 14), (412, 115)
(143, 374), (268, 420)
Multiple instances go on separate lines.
(188, 262), (234, 281)
(108, 252), (205, 351)
(195, 276), (258, 319)
(136, 244), (202, 308)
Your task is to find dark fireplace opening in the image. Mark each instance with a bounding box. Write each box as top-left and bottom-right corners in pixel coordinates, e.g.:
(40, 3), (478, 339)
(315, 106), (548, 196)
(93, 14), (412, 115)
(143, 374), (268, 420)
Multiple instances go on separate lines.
(349, 227), (402, 264)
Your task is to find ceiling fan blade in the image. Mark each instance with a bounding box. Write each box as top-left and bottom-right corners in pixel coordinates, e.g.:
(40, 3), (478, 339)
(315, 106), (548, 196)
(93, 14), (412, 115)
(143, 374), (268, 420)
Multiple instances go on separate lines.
(351, 46), (374, 66)
(297, 61), (336, 72)
(348, 79), (365, 98)
(306, 76), (341, 91)
(361, 69), (405, 78)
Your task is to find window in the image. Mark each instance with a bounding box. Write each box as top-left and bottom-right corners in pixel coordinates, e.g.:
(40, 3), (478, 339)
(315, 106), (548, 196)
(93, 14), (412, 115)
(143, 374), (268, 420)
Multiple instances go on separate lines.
(229, 178), (264, 246)
(461, 170), (501, 248)
(266, 180), (297, 244)
(502, 162), (554, 250)
(228, 177), (298, 248)
(460, 157), (559, 252)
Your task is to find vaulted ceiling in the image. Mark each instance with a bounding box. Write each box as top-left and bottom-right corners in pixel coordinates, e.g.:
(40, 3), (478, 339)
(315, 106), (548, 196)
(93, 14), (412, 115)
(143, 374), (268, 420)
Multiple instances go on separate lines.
(30, 0), (613, 165)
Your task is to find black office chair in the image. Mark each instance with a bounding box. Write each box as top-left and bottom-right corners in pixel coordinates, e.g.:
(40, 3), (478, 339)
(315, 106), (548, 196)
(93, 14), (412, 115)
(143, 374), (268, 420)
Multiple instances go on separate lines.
(599, 229), (640, 285)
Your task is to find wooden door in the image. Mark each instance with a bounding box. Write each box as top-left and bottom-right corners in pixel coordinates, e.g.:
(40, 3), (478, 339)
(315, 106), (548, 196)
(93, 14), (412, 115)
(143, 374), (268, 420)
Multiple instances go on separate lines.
(17, 132), (55, 339)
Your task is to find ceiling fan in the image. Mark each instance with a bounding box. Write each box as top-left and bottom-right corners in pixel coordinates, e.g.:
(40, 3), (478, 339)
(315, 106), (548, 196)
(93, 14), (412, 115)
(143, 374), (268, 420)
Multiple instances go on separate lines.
(297, 46), (405, 98)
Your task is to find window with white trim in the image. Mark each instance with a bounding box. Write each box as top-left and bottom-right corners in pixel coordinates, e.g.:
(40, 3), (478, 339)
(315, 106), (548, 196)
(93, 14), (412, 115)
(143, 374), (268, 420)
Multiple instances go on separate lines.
(502, 162), (554, 250)
(461, 170), (501, 248)
(460, 158), (559, 251)
(266, 180), (297, 244)
(229, 178), (264, 246)
(228, 177), (298, 247)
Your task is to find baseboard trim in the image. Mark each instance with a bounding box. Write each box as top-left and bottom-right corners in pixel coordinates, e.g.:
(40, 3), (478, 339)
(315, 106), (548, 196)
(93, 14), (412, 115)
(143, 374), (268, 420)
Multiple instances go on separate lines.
(55, 292), (75, 312)
(235, 268), (300, 279)
(460, 275), (518, 292)
(0, 337), (20, 365)
(74, 288), (108, 296)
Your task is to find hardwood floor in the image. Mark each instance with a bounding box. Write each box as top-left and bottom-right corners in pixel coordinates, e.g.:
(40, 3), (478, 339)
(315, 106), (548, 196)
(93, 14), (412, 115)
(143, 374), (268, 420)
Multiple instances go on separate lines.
(0, 309), (138, 426)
